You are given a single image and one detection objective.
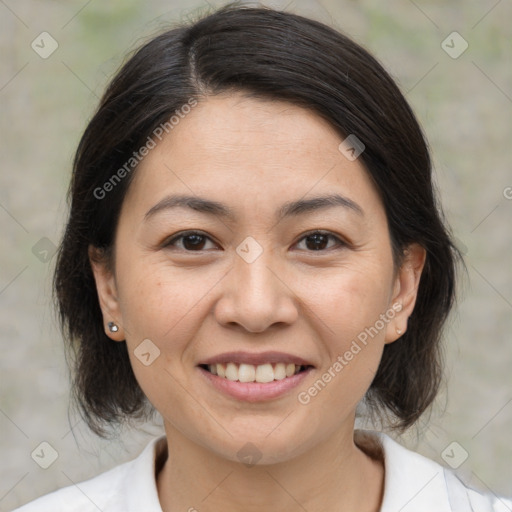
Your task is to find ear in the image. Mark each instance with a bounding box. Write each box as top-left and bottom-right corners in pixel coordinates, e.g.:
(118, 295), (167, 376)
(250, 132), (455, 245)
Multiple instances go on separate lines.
(384, 243), (426, 344)
(88, 245), (125, 341)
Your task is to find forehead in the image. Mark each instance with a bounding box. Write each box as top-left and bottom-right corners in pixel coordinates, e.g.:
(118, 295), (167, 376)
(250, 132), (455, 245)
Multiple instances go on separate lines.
(123, 93), (383, 220)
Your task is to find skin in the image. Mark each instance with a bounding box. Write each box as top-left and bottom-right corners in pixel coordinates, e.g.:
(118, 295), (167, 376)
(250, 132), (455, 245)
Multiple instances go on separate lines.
(90, 93), (426, 512)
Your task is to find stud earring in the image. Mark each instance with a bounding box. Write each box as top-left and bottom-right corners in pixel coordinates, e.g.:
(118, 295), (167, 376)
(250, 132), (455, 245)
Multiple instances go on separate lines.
(396, 328), (403, 335)
(108, 322), (119, 333)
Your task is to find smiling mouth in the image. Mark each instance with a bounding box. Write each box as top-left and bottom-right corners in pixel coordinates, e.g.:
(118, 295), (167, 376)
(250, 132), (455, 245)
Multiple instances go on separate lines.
(199, 363), (312, 383)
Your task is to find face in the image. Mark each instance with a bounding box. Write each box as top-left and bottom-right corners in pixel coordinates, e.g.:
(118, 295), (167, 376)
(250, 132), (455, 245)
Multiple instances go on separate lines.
(91, 93), (425, 464)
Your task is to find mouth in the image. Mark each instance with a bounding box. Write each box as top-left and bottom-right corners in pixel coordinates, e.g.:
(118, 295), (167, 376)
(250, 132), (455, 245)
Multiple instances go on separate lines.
(199, 362), (311, 383)
(197, 351), (314, 401)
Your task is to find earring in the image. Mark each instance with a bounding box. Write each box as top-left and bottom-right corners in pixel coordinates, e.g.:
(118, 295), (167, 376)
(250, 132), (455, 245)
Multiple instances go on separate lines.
(396, 328), (403, 335)
(108, 322), (119, 333)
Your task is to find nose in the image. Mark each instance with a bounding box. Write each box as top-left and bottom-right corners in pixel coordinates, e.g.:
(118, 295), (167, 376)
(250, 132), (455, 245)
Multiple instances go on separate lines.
(214, 249), (299, 333)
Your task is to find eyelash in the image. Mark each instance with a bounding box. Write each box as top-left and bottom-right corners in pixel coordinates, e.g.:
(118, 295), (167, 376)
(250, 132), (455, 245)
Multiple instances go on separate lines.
(162, 230), (348, 253)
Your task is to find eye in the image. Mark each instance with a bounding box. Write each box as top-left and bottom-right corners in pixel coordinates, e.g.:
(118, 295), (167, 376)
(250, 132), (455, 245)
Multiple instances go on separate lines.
(163, 230), (347, 253)
(163, 231), (218, 251)
(294, 231), (346, 251)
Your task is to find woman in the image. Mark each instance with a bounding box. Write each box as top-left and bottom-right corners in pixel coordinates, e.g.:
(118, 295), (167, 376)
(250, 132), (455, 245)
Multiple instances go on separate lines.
(14, 4), (511, 511)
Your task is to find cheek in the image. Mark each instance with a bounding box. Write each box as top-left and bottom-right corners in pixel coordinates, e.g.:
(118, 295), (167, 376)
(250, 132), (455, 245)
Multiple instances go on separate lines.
(294, 259), (393, 406)
(115, 255), (227, 360)
(303, 261), (393, 347)
(115, 263), (210, 410)
(116, 256), (187, 331)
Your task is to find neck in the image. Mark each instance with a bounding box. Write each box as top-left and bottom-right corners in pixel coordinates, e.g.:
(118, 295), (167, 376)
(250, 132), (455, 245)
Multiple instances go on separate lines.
(156, 423), (384, 512)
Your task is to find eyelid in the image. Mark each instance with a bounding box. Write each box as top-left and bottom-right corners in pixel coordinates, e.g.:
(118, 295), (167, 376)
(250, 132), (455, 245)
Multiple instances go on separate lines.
(163, 230), (219, 250)
(162, 229), (349, 252)
(292, 230), (348, 251)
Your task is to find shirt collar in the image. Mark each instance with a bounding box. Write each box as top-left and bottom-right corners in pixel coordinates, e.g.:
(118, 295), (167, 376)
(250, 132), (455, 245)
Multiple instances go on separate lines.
(122, 435), (166, 512)
(123, 431), (455, 512)
(369, 431), (453, 512)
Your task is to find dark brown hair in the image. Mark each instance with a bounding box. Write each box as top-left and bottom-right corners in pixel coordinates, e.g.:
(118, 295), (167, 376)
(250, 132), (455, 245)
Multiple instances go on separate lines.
(54, 3), (462, 436)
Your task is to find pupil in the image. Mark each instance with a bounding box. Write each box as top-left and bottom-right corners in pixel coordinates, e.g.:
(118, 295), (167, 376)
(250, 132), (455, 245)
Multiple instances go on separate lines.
(306, 234), (328, 250)
(184, 234), (205, 250)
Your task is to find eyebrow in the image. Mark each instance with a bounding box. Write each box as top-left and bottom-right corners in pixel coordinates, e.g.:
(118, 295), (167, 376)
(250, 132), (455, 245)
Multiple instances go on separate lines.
(144, 193), (364, 222)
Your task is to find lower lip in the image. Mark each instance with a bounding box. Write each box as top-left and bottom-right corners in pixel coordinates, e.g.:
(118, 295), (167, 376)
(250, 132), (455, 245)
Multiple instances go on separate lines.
(198, 366), (313, 402)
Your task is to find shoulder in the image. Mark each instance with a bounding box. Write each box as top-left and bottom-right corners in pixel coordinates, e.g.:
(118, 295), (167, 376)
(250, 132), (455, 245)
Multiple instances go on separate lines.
(356, 430), (512, 512)
(12, 436), (166, 512)
(444, 470), (512, 512)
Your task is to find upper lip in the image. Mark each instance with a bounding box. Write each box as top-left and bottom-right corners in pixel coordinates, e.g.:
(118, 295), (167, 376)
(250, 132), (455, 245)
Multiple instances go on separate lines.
(199, 351), (315, 367)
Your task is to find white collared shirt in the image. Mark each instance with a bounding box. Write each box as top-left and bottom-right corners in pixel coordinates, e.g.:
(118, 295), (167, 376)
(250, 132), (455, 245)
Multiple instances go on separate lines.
(13, 432), (512, 511)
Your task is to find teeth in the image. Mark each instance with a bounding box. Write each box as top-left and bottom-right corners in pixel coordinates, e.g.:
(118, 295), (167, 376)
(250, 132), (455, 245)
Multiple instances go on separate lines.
(225, 362), (238, 381)
(206, 362), (304, 382)
(274, 363), (286, 380)
(238, 363), (256, 383)
(255, 363), (274, 383)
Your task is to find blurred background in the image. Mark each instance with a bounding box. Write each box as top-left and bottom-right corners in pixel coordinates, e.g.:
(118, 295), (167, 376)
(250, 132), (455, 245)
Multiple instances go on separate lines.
(1, 0), (511, 509)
